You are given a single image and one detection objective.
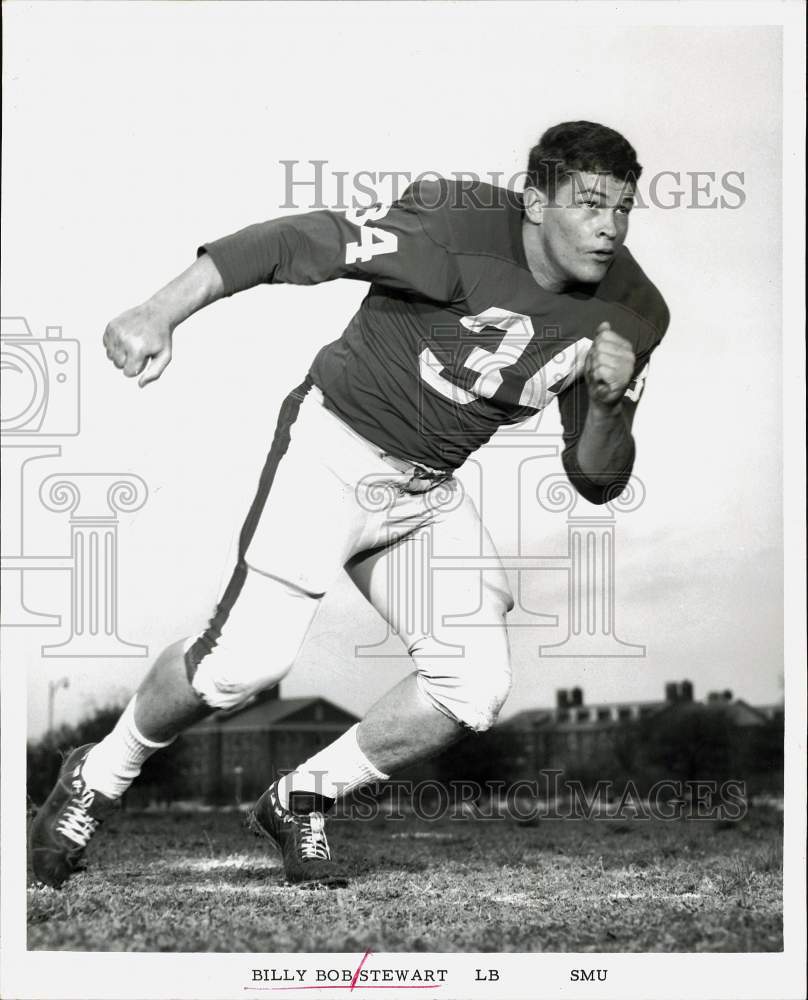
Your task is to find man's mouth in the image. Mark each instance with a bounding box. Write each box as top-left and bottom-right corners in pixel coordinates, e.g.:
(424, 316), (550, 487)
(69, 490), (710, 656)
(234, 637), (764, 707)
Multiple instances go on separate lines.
(589, 249), (614, 262)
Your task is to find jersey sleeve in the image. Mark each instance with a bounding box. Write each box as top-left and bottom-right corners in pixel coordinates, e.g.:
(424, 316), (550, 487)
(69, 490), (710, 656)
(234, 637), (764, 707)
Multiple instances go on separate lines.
(198, 181), (461, 304)
(556, 352), (653, 506)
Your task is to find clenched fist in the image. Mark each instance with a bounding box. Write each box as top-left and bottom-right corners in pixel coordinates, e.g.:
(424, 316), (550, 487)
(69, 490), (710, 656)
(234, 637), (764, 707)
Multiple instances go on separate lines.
(584, 322), (635, 407)
(103, 301), (174, 388)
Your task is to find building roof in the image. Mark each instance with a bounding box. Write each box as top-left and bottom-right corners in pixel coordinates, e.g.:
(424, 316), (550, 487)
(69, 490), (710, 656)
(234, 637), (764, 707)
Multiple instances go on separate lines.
(188, 696), (359, 733)
(677, 698), (770, 727)
(503, 700), (669, 729)
(501, 709), (553, 729)
(503, 696), (774, 732)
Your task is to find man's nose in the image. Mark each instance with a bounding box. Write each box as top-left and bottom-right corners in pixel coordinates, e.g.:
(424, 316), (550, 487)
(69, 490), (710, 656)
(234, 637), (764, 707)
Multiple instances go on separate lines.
(597, 210), (618, 239)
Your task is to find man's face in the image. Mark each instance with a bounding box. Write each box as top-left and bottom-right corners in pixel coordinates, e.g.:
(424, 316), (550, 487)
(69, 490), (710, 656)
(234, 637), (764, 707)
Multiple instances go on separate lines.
(531, 171), (635, 287)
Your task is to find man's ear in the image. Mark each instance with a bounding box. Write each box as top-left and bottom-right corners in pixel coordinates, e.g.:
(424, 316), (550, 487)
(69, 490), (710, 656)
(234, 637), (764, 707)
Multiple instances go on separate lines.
(523, 186), (547, 225)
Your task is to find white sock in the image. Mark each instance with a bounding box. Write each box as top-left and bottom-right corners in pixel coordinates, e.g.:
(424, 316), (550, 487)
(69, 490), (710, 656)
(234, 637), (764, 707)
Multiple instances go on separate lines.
(278, 724), (389, 807)
(82, 696), (174, 799)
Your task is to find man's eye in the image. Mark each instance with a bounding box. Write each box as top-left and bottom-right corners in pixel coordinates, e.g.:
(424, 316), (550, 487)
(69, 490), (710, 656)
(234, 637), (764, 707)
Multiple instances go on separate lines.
(617, 205), (633, 216)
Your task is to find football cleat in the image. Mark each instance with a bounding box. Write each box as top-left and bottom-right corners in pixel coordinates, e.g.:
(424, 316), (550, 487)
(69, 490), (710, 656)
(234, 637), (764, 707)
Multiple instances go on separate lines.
(246, 781), (336, 884)
(30, 744), (115, 889)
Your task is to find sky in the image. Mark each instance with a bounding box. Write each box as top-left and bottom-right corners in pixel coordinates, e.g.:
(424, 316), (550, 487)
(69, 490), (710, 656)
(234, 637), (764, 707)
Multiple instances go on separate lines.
(0, 6), (787, 738)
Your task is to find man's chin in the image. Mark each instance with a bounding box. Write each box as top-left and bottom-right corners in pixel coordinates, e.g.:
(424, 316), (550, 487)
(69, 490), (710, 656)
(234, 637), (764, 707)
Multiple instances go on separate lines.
(573, 258), (612, 285)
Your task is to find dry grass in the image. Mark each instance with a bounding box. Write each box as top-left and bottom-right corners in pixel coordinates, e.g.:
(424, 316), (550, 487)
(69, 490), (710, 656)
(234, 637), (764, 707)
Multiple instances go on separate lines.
(28, 805), (783, 953)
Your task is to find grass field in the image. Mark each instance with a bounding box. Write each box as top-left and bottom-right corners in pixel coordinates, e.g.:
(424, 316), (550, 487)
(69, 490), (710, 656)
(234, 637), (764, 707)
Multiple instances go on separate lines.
(28, 804), (783, 953)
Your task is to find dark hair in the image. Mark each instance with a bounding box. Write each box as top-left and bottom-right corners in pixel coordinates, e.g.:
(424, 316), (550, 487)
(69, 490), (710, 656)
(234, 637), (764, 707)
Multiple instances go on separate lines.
(526, 121), (642, 197)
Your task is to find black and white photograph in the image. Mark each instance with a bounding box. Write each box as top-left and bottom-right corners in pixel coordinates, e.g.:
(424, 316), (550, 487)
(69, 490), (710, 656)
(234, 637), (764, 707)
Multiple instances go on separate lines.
(1, 2), (805, 998)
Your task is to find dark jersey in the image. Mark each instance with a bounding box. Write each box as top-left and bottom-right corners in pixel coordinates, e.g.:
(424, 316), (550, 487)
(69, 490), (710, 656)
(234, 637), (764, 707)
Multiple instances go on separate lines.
(200, 180), (669, 501)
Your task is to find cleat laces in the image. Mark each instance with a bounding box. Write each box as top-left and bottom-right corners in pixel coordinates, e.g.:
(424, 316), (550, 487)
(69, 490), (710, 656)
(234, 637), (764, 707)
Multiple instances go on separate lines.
(299, 812), (331, 861)
(55, 783), (99, 848)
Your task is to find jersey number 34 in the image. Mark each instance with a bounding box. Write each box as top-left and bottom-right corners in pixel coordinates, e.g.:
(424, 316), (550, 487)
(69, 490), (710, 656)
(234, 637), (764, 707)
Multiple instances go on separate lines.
(420, 308), (593, 413)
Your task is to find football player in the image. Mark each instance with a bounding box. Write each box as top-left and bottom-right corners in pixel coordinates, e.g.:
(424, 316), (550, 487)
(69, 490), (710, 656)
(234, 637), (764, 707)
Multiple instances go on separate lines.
(32, 121), (668, 886)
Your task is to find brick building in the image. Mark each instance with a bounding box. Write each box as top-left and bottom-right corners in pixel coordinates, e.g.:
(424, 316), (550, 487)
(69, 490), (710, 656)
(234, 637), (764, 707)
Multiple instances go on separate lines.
(164, 685), (359, 803)
(503, 681), (779, 777)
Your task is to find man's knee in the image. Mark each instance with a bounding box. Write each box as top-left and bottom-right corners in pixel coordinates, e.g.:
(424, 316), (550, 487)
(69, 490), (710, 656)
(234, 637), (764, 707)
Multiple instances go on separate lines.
(415, 667), (512, 733)
(188, 639), (294, 711)
(413, 635), (512, 734)
(185, 567), (320, 712)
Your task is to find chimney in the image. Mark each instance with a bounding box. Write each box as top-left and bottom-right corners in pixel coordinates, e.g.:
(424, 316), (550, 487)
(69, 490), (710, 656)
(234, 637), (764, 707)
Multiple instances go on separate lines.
(665, 682), (678, 703)
(556, 690), (570, 709)
(571, 687), (583, 707)
(722, 689), (733, 702)
(680, 680), (694, 702)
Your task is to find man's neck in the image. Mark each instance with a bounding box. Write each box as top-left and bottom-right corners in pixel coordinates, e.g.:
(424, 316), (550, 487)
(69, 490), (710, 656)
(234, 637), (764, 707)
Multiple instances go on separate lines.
(521, 220), (568, 293)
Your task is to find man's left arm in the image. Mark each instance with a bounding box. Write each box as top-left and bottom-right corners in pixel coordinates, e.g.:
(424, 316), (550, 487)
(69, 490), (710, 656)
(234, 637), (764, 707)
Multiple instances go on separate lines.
(557, 323), (651, 505)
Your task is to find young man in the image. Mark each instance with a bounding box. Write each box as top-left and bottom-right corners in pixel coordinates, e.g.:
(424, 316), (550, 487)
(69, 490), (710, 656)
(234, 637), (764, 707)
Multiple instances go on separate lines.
(32, 121), (669, 887)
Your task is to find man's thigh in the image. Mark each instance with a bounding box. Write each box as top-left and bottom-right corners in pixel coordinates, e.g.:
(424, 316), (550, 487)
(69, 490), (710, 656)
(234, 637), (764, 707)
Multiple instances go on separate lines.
(244, 386), (367, 595)
(188, 381), (364, 699)
(345, 486), (514, 730)
(345, 487), (514, 651)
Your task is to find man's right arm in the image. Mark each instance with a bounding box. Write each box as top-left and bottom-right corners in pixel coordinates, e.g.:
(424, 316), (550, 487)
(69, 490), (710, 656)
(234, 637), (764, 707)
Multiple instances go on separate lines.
(103, 253), (224, 386)
(104, 180), (455, 386)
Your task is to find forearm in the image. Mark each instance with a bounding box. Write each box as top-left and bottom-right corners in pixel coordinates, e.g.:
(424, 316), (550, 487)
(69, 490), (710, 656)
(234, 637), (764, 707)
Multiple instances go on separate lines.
(148, 253), (225, 328)
(562, 398), (635, 505)
(574, 399), (635, 482)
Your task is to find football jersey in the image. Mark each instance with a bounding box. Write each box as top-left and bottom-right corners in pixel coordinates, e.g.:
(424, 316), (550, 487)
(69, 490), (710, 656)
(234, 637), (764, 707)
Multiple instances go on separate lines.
(200, 179), (669, 489)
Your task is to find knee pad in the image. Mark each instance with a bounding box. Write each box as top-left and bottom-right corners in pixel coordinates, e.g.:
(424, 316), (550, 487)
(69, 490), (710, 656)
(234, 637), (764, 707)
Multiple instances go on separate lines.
(186, 566), (321, 712)
(412, 623), (512, 734)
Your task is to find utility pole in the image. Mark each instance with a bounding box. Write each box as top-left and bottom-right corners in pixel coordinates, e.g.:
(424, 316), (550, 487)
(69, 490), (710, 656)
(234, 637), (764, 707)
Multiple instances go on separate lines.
(47, 677), (70, 742)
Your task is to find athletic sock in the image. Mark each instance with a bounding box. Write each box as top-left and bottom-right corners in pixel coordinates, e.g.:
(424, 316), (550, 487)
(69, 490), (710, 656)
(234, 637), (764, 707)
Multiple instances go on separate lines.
(81, 695), (175, 799)
(278, 724), (389, 813)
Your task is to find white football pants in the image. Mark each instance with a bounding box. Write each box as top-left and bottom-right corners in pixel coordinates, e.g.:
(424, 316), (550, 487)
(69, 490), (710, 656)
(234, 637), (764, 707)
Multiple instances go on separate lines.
(186, 377), (514, 731)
